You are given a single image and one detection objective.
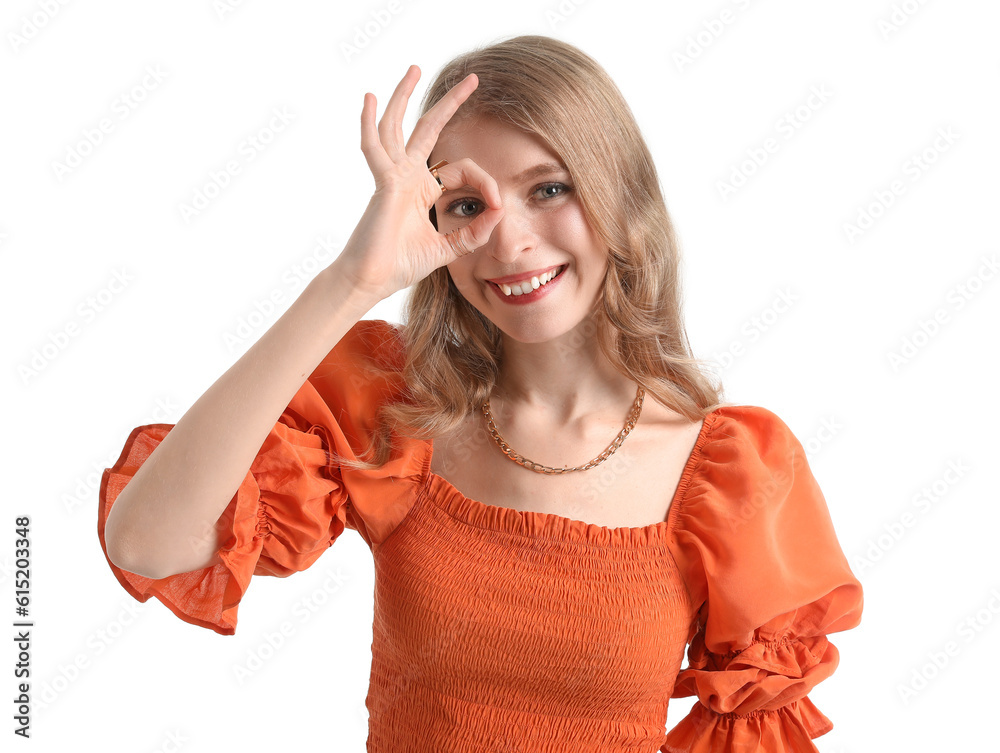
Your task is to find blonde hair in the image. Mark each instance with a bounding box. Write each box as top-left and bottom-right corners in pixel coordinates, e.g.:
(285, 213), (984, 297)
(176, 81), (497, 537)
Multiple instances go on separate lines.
(343, 34), (727, 469)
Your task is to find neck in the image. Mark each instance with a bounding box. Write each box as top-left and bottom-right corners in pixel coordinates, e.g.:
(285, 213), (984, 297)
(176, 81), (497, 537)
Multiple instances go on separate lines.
(491, 318), (636, 426)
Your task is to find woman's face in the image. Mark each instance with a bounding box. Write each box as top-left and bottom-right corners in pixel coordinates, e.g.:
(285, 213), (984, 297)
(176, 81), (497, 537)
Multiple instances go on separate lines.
(428, 115), (608, 345)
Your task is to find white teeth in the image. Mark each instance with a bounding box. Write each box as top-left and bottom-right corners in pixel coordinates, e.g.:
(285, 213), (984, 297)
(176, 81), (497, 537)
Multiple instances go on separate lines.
(497, 266), (562, 296)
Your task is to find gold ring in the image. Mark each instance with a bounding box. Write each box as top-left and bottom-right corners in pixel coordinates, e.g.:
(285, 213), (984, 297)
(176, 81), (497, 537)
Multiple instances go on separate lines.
(428, 159), (449, 193)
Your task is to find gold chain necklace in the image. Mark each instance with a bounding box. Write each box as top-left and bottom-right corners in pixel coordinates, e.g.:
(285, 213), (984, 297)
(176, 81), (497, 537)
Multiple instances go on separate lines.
(479, 385), (645, 474)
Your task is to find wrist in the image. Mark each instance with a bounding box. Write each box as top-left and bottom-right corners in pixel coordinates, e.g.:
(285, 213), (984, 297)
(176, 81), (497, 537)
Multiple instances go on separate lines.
(308, 261), (385, 313)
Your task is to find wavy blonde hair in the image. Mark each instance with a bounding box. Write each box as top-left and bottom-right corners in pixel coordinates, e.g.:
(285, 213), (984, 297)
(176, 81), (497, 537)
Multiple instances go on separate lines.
(343, 34), (727, 470)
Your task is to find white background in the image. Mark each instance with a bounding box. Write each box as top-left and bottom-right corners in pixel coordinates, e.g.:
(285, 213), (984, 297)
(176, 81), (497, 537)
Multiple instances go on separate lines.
(3, 0), (998, 751)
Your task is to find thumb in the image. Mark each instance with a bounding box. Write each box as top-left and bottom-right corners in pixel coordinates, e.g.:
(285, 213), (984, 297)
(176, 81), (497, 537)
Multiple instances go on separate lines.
(441, 226), (477, 259)
(440, 206), (503, 261)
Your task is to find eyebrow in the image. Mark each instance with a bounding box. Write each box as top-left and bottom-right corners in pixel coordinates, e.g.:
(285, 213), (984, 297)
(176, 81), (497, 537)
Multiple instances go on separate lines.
(440, 161), (569, 195)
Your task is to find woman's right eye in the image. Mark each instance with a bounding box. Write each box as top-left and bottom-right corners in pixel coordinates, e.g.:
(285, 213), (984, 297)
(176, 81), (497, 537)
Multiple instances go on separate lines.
(443, 198), (482, 219)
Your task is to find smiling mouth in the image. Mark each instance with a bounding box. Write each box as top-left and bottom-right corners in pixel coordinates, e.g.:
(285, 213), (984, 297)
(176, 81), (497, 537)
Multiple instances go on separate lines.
(491, 265), (566, 297)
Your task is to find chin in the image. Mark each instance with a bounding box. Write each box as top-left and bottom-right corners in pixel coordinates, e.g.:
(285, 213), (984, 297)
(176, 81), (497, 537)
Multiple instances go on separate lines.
(492, 314), (589, 347)
(495, 323), (558, 345)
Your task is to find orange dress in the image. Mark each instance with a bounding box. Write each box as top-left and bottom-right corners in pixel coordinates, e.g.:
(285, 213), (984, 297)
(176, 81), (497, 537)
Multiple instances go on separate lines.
(97, 319), (863, 752)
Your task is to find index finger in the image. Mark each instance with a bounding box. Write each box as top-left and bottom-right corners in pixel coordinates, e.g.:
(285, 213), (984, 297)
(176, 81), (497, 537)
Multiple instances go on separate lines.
(404, 73), (479, 159)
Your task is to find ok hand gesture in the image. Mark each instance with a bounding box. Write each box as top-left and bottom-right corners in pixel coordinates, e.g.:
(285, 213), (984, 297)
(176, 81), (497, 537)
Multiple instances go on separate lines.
(337, 65), (504, 303)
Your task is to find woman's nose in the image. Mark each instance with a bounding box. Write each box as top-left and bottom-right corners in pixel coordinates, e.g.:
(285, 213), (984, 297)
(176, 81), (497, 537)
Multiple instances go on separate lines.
(483, 203), (535, 264)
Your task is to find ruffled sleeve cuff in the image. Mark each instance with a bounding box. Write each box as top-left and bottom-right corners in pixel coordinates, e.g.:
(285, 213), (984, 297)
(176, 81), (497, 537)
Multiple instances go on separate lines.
(662, 696), (832, 753)
(663, 631), (841, 751)
(98, 413), (348, 636)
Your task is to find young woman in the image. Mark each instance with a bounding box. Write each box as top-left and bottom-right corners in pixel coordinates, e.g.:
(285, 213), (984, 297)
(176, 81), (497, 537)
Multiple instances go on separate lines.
(99, 35), (863, 752)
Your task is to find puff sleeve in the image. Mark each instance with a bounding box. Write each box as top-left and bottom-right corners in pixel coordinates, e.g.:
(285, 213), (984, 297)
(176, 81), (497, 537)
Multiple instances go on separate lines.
(97, 319), (423, 636)
(663, 406), (863, 752)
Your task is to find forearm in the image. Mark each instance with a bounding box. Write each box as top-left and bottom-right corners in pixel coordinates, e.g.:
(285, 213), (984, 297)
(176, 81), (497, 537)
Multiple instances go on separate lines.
(104, 264), (380, 579)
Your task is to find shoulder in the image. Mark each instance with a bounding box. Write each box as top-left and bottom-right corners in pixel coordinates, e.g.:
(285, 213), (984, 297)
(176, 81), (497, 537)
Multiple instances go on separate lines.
(300, 319), (411, 432)
(669, 405), (862, 646)
(702, 403), (808, 466)
(678, 403), (820, 523)
(311, 319), (407, 391)
(325, 318), (406, 371)
(708, 403), (797, 437)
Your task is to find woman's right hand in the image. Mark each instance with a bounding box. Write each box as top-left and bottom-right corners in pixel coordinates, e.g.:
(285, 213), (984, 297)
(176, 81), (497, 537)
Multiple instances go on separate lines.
(335, 65), (505, 303)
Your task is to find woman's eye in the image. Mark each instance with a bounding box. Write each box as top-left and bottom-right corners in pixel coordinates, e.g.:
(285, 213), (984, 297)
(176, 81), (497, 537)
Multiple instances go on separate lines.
(537, 182), (568, 199)
(443, 182), (572, 219)
(446, 199), (483, 218)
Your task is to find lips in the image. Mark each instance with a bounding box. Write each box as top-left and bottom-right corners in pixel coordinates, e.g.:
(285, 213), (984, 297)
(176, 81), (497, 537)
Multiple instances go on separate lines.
(487, 264), (566, 297)
(485, 264), (564, 286)
(486, 264), (567, 302)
